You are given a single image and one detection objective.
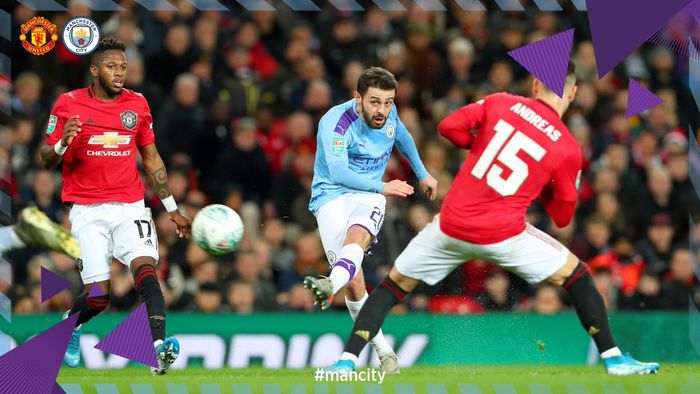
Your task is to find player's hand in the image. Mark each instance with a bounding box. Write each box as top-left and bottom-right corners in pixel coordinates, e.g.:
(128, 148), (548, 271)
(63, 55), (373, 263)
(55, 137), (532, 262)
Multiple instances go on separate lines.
(421, 175), (438, 201)
(169, 210), (192, 239)
(382, 179), (414, 197)
(61, 115), (82, 147)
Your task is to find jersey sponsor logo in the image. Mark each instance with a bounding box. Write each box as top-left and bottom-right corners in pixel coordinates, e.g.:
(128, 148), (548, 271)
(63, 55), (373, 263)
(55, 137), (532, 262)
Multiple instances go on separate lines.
(88, 132), (132, 148)
(121, 110), (138, 130)
(62, 17), (100, 55)
(386, 124), (395, 139)
(87, 150), (131, 157)
(19, 17), (58, 56)
(46, 115), (57, 134)
(331, 136), (346, 155)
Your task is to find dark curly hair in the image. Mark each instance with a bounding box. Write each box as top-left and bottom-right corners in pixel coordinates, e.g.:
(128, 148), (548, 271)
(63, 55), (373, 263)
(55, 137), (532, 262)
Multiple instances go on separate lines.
(90, 38), (127, 65)
(356, 67), (398, 96)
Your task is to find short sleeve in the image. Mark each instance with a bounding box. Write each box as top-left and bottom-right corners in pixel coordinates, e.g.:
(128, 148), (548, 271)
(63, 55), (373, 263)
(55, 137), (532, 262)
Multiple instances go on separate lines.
(45, 95), (67, 145)
(136, 99), (155, 147)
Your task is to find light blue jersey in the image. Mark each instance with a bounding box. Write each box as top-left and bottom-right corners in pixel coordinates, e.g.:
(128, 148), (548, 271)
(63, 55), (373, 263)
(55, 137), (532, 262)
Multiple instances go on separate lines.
(309, 99), (429, 214)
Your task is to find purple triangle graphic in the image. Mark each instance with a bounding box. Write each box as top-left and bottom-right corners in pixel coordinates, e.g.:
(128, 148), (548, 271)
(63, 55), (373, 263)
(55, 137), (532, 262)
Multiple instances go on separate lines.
(508, 29), (574, 98)
(587, 0), (693, 78)
(0, 312), (79, 394)
(685, 0), (700, 24)
(88, 282), (105, 298)
(95, 303), (157, 368)
(52, 382), (66, 394)
(627, 79), (663, 118)
(41, 267), (72, 303)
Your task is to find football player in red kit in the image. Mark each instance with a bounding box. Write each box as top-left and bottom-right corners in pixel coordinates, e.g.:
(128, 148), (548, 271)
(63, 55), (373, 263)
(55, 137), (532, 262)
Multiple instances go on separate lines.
(41, 38), (191, 375)
(327, 62), (660, 375)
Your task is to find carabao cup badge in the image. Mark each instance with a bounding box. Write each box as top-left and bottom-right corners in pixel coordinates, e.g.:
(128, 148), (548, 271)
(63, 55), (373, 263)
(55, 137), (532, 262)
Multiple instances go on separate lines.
(62, 17), (100, 55)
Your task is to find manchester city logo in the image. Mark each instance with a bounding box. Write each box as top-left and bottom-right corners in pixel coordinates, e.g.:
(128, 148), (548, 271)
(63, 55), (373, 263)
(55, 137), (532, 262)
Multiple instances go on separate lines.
(386, 124), (395, 139)
(62, 17), (100, 55)
(121, 110), (137, 130)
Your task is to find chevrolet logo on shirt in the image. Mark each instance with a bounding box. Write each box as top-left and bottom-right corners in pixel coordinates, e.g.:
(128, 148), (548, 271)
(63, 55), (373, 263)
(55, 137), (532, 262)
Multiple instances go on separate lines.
(88, 132), (131, 148)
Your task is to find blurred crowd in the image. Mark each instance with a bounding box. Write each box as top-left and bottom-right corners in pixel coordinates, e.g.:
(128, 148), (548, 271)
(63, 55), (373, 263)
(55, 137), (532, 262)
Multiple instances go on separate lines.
(2, 1), (699, 317)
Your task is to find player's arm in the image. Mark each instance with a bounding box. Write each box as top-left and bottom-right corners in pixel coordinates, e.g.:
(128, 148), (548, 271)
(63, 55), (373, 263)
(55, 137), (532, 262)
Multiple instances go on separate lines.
(41, 97), (80, 169)
(541, 150), (583, 227)
(319, 117), (412, 197)
(437, 99), (485, 149)
(138, 143), (192, 238)
(395, 119), (437, 200)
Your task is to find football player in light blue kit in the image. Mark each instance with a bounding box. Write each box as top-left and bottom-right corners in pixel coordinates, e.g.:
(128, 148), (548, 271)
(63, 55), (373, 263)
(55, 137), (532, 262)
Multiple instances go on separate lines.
(305, 67), (437, 374)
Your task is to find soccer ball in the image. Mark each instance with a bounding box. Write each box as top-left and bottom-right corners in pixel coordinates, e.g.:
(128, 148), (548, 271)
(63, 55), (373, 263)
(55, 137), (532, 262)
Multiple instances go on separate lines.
(192, 204), (244, 256)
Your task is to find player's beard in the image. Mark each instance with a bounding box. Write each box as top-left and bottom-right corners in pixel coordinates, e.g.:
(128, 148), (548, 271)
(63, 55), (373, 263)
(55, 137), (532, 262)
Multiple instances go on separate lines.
(97, 74), (121, 98)
(361, 104), (386, 129)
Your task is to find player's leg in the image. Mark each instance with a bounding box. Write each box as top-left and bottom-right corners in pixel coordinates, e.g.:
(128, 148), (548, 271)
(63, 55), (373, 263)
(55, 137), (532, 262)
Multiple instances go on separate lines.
(329, 216), (467, 371)
(6, 207), (80, 258)
(344, 266), (398, 374)
(546, 254), (660, 375)
(63, 205), (113, 368)
(113, 205), (178, 375)
(490, 224), (659, 375)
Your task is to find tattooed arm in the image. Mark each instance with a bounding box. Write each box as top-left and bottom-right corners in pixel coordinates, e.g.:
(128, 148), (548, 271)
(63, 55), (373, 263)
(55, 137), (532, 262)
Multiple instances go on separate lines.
(138, 143), (192, 238)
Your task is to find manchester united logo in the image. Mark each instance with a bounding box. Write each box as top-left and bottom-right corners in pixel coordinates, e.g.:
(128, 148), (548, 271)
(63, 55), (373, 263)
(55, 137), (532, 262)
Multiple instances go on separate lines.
(19, 17), (58, 56)
(121, 110), (137, 130)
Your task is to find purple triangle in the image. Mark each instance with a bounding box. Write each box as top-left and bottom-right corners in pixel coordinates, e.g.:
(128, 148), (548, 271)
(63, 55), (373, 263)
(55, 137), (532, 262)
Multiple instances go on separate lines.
(52, 382), (66, 394)
(88, 282), (105, 298)
(627, 79), (663, 118)
(0, 312), (79, 394)
(587, 0), (693, 78)
(508, 29), (574, 98)
(41, 266), (72, 303)
(95, 303), (157, 368)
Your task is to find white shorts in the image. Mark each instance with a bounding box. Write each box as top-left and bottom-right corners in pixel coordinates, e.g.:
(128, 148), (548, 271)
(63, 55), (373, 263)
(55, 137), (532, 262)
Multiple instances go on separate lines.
(315, 193), (386, 265)
(395, 215), (570, 285)
(69, 200), (159, 284)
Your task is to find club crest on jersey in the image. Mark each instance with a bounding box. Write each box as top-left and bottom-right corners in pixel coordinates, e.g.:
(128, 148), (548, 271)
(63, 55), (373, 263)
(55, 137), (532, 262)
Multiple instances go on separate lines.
(327, 251), (337, 265)
(121, 110), (137, 130)
(386, 124), (395, 139)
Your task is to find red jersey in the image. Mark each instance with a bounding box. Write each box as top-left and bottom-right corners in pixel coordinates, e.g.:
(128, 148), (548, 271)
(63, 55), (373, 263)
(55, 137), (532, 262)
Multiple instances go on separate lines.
(46, 85), (155, 204)
(438, 93), (582, 244)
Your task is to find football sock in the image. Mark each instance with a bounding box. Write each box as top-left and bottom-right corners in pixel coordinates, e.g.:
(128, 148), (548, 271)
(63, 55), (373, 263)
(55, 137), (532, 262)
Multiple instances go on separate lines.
(563, 261), (617, 355)
(133, 264), (166, 342)
(600, 347), (622, 358)
(346, 293), (394, 356)
(344, 277), (408, 357)
(0, 226), (25, 253)
(70, 292), (109, 326)
(329, 243), (364, 295)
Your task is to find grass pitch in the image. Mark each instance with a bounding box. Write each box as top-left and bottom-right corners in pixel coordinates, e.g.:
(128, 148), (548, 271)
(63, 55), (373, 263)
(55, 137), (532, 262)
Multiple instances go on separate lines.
(58, 364), (699, 394)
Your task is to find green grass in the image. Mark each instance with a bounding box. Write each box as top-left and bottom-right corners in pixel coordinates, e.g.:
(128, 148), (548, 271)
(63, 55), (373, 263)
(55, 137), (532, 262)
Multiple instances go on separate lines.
(57, 365), (700, 394)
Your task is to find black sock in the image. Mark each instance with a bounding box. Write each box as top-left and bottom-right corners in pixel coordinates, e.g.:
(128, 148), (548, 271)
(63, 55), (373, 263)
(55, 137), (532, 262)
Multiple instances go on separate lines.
(563, 261), (617, 354)
(133, 264), (166, 342)
(344, 277), (408, 357)
(69, 292), (109, 326)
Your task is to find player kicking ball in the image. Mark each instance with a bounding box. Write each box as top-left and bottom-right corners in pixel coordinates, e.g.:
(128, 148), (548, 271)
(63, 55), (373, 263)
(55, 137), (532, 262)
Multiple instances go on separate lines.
(327, 62), (660, 376)
(0, 206), (80, 259)
(304, 67), (437, 374)
(41, 38), (191, 375)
